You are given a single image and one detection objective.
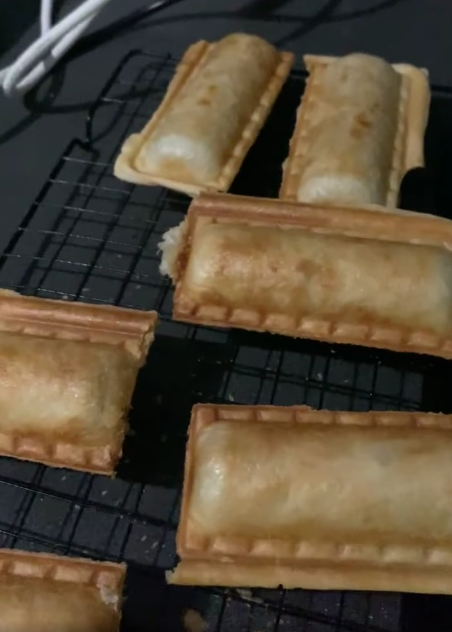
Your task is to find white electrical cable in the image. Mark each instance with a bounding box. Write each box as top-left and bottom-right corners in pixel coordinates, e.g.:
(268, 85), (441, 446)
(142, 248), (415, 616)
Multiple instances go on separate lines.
(0, 0), (114, 97)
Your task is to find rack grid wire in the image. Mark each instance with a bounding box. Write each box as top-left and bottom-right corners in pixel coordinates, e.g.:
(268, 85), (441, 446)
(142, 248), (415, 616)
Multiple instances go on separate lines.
(1, 50), (452, 631)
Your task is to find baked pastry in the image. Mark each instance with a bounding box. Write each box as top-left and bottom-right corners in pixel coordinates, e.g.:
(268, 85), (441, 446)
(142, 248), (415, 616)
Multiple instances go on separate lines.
(280, 53), (430, 207)
(0, 548), (125, 632)
(0, 290), (157, 474)
(159, 193), (452, 359)
(114, 34), (294, 195)
(169, 404), (452, 593)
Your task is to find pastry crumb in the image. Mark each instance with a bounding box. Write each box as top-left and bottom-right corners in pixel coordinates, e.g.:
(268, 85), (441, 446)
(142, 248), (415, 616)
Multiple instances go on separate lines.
(182, 609), (208, 632)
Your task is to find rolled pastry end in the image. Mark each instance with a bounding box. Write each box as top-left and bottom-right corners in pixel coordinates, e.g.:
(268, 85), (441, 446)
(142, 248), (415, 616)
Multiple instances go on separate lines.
(159, 220), (187, 280)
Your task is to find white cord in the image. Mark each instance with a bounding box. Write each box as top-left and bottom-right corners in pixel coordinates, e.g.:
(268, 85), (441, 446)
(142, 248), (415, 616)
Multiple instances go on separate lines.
(0, 0), (114, 97)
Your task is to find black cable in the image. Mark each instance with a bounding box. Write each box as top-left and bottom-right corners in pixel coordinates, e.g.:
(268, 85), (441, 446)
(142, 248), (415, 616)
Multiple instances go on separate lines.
(65, 0), (407, 59)
(5, 0), (405, 144)
(67, 0), (187, 60)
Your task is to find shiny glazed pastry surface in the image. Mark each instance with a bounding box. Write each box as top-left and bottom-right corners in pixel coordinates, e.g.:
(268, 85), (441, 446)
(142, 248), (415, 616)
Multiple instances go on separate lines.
(138, 34), (279, 182)
(190, 419), (452, 545)
(169, 405), (452, 592)
(0, 331), (137, 443)
(182, 221), (452, 335)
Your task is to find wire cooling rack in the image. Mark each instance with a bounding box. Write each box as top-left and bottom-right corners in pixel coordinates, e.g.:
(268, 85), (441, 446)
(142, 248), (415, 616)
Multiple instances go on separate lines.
(1, 50), (452, 632)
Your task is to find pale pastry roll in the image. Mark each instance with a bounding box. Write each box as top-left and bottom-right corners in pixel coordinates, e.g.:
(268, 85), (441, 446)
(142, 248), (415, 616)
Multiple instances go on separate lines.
(169, 404), (452, 593)
(280, 53), (430, 207)
(114, 34), (294, 195)
(0, 290), (157, 474)
(160, 193), (452, 359)
(0, 549), (125, 632)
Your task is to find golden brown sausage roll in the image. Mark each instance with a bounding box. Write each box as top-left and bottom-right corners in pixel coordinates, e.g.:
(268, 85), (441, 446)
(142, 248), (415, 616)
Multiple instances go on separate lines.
(0, 290), (157, 474)
(114, 34), (294, 195)
(280, 53), (430, 207)
(169, 404), (452, 593)
(159, 193), (452, 359)
(0, 549), (125, 632)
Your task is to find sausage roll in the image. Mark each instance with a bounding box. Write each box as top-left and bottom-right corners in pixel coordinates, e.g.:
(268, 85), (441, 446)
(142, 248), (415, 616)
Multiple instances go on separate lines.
(159, 193), (452, 359)
(0, 549), (125, 632)
(114, 34), (294, 195)
(169, 404), (452, 593)
(0, 290), (157, 474)
(280, 53), (430, 207)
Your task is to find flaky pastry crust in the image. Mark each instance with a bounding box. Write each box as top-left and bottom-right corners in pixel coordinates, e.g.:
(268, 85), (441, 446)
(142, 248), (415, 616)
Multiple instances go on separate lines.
(0, 290), (158, 473)
(279, 53), (430, 207)
(114, 34), (293, 195)
(162, 193), (452, 359)
(169, 404), (452, 593)
(0, 549), (125, 632)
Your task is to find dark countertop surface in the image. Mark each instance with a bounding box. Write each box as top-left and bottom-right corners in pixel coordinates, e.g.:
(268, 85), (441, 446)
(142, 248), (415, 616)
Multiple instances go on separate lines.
(0, 0), (450, 252)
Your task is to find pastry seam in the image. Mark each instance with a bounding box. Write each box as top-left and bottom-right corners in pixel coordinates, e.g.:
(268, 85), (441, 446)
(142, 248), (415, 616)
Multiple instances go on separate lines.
(114, 41), (294, 195)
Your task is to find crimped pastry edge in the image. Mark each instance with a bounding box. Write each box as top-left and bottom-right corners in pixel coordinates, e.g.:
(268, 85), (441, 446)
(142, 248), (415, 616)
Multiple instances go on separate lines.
(170, 404), (452, 591)
(0, 427), (127, 475)
(0, 289), (158, 363)
(0, 549), (126, 609)
(168, 560), (452, 594)
(279, 53), (430, 206)
(114, 39), (294, 196)
(169, 193), (452, 359)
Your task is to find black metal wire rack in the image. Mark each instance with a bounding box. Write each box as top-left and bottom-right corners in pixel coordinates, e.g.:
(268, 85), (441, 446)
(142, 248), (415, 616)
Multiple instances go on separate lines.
(1, 50), (452, 632)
